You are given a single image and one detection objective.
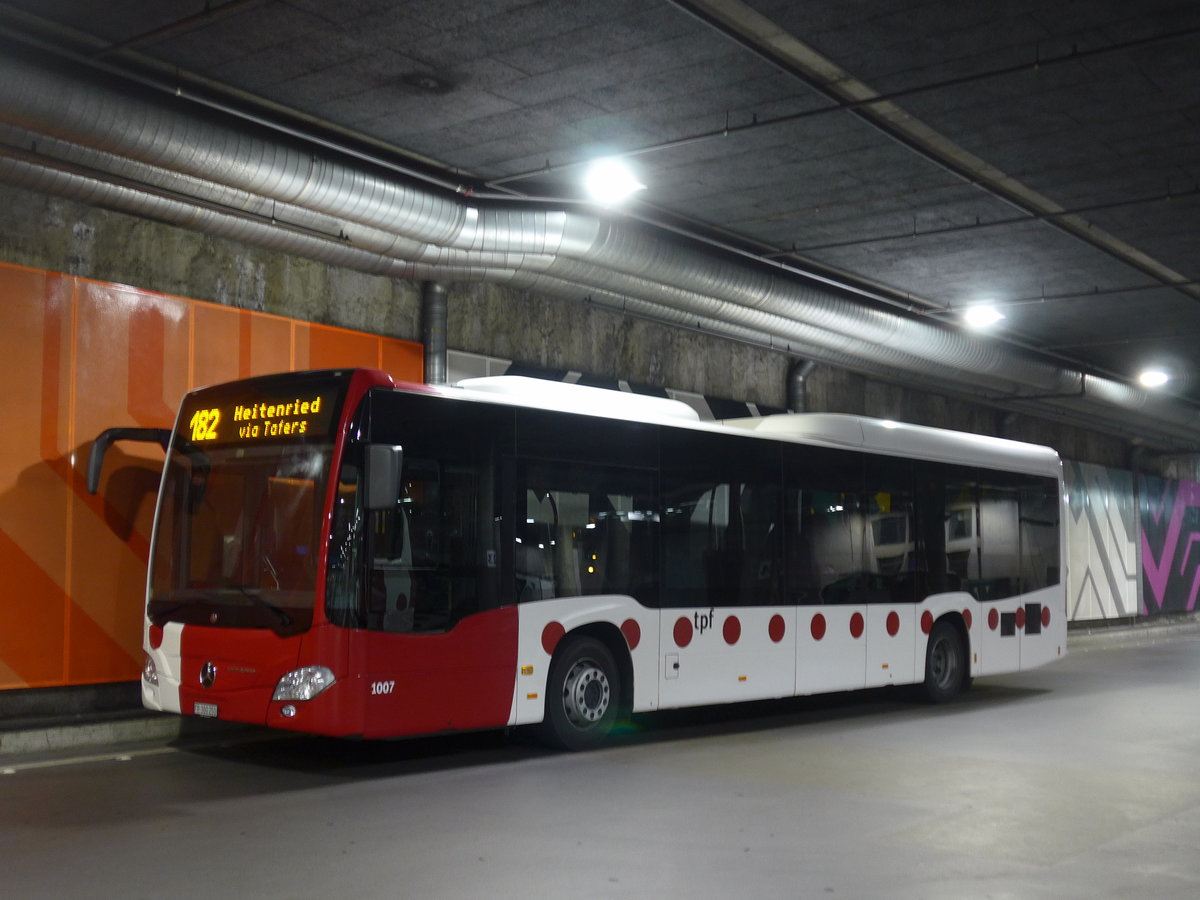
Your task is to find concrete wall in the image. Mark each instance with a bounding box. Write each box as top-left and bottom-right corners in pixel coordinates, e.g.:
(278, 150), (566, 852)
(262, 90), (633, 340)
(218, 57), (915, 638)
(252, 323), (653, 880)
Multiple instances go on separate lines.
(0, 184), (423, 341)
(0, 180), (1184, 478)
(450, 281), (787, 408)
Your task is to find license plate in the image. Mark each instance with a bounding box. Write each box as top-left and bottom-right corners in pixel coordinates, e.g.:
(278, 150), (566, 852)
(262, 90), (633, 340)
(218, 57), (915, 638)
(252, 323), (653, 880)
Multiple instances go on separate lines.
(193, 702), (219, 718)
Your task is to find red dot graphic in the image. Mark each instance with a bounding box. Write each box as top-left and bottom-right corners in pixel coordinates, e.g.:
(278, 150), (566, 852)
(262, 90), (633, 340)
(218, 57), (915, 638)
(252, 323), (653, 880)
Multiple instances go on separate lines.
(769, 614), (786, 643)
(850, 613), (865, 639)
(621, 618), (641, 651)
(1015, 607), (1027, 630)
(674, 616), (693, 648)
(148, 624), (164, 650)
(723, 616), (741, 645)
(810, 613), (827, 641)
(921, 611), (934, 635)
(988, 608), (1000, 631)
(1041, 606), (1051, 628)
(886, 611), (901, 636)
(541, 621), (565, 655)
(963, 609), (973, 629)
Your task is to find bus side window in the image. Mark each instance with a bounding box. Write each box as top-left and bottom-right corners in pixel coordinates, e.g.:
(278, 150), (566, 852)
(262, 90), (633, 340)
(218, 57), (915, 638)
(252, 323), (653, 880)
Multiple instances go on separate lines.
(1019, 481), (1060, 592)
(977, 482), (1021, 601)
(809, 493), (875, 605)
(368, 459), (495, 633)
(517, 464), (656, 605)
(661, 481), (779, 607)
(783, 444), (866, 606)
(972, 471), (1059, 600)
(661, 430), (781, 608)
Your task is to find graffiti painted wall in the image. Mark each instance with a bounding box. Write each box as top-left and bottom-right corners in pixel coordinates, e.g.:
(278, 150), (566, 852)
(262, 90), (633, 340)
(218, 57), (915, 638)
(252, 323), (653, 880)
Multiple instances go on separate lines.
(1140, 474), (1200, 616)
(0, 263), (422, 691)
(1065, 462), (1139, 620)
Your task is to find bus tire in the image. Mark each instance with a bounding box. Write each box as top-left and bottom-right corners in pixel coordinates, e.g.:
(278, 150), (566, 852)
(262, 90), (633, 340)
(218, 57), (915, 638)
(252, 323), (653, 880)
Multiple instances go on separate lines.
(922, 619), (967, 703)
(539, 636), (620, 751)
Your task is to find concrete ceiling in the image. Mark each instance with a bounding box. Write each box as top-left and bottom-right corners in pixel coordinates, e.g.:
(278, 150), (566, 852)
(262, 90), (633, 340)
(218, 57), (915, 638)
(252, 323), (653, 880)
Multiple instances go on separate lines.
(3, 0), (1199, 444)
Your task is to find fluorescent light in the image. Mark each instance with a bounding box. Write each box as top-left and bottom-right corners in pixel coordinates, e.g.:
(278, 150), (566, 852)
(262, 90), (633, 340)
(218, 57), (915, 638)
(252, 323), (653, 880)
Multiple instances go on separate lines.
(962, 304), (1004, 329)
(1138, 369), (1169, 388)
(583, 157), (645, 205)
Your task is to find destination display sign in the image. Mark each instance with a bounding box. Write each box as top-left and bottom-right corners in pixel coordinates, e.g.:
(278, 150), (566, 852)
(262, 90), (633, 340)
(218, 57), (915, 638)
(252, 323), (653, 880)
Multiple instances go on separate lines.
(178, 380), (342, 447)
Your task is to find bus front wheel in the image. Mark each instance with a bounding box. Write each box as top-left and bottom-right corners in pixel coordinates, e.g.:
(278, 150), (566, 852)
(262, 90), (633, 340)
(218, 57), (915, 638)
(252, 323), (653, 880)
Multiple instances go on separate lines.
(922, 619), (967, 703)
(539, 636), (620, 751)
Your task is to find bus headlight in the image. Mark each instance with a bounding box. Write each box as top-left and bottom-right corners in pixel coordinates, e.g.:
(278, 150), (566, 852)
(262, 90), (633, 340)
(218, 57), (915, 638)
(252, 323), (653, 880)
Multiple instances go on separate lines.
(142, 653), (158, 686)
(272, 666), (336, 702)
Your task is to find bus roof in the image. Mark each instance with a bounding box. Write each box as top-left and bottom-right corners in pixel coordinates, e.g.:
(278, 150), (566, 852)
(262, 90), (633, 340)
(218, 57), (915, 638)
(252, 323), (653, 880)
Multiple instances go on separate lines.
(721, 412), (1062, 477)
(448, 376), (702, 424)
(403, 374), (1060, 478)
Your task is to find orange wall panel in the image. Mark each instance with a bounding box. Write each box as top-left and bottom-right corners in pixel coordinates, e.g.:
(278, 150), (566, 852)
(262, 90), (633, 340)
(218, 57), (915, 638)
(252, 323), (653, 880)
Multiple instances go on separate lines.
(0, 262), (423, 690)
(249, 313), (295, 377)
(69, 283), (193, 685)
(0, 531), (67, 686)
(75, 283), (191, 430)
(382, 339), (425, 385)
(0, 267), (71, 585)
(0, 267), (72, 686)
(192, 302), (244, 389)
(305, 322), (383, 370)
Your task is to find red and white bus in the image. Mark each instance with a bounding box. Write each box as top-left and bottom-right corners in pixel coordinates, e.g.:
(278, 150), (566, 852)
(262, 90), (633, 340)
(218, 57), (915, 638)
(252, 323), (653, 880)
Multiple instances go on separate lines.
(105, 367), (1066, 750)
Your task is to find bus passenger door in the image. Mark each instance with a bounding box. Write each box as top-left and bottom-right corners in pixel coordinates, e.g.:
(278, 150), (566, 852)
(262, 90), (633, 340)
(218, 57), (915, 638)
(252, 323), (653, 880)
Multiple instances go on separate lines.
(659, 478), (793, 707)
(351, 436), (514, 738)
(790, 488), (870, 695)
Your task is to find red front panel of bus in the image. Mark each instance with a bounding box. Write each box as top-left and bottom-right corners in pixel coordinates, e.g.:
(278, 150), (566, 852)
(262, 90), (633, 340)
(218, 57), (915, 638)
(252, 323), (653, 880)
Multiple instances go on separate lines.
(343, 606), (519, 739)
(175, 625), (307, 726)
(174, 607), (520, 738)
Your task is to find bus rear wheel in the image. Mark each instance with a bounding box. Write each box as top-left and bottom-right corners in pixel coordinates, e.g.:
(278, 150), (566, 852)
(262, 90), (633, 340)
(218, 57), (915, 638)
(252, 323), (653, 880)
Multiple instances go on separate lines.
(539, 636), (620, 751)
(922, 619), (967, 703)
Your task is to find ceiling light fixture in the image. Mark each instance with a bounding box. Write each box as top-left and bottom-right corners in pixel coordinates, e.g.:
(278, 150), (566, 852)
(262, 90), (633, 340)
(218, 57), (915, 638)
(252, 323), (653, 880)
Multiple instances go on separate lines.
(1138, 369), (1169, 388)
(962, 304), (1005, 330)
(582, 157), (645, 206)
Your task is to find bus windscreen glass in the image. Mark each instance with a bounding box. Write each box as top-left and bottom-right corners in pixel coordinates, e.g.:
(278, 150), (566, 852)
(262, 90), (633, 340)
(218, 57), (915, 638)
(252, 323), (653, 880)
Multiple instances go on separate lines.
(148, 374), (349, 635)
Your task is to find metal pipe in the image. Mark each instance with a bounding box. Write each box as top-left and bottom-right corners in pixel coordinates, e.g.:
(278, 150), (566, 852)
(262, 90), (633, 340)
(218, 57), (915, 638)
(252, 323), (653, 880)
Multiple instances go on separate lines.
(421, 281), (449, 385)
(787, 360), (817, 413)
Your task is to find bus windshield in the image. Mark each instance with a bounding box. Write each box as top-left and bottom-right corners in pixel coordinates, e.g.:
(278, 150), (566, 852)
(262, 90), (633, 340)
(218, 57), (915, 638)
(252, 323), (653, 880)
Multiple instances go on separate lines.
(149, 442), (331, 634)
(147, 372), (348, 635)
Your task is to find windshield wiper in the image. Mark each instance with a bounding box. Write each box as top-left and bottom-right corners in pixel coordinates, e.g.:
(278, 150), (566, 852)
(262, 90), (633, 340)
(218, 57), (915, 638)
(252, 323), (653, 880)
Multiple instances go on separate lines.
(237, 587), (293, 626)
(148, 597), (203, 623)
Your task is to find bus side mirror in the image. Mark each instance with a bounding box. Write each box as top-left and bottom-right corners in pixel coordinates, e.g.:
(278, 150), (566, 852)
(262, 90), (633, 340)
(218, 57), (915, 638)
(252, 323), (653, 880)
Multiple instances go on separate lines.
(365, 444), (403, 510)
(86, 427), (172, 494)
